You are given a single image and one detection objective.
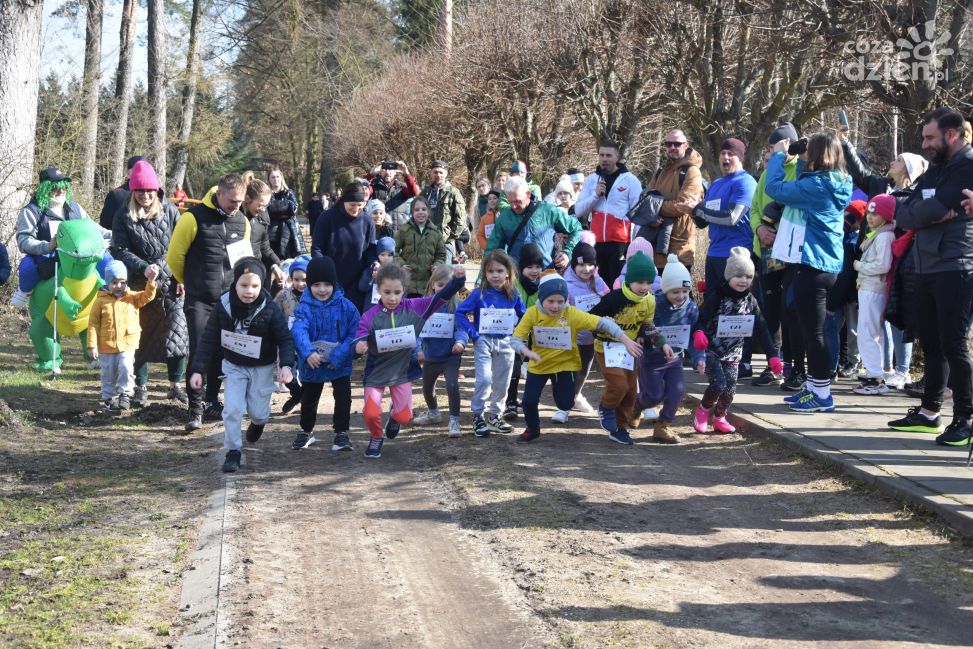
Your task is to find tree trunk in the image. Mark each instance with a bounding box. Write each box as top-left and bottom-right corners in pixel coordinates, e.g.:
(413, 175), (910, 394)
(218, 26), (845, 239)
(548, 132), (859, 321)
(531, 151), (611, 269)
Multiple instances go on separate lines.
(147, 0), (167, 188)
(438, 0), (453, 54)
(109, 0), (136, 188)
(79, 0), (103, 202)
(318, 112), (336, 195)
(0, 0), (43, 248)
(168, 0), (202, 193)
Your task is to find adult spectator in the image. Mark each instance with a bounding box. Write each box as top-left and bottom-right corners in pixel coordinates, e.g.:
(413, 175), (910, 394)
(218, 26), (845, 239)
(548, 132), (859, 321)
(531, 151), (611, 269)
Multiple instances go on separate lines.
(99, 155), (146, 230)
(765, 132), (852, 413)
(474, 175), (492, 219)
(241, 172), (286, 289)
(265, 167), (304, 259)
(167, 173), (250, 431)
(311, 181), (376, 311)
(567, 168), (585, 196)
(573, 139), (642, 286)
(690, 138), (757, 307)
(110, 160), (188, 408)
(172, 184), (189, 209)
(305, 192), (325, 234)
(888, 108), (973, 447)
(369, 160), (420, 229)
(485, 176), (580, 270)
(420, 160), (466, 264)
(647, 130), (705, 272)
(510, 160), (543, 200)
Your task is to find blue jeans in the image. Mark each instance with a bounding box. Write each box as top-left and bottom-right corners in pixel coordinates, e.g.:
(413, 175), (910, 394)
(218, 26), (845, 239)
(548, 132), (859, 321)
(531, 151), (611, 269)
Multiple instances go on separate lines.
(885, 322), (913, 373)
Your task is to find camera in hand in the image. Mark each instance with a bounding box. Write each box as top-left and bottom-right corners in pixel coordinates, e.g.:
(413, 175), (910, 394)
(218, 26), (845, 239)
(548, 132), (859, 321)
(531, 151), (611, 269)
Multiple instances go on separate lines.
(788, 138), (808, 156)
(381, 160), (398, 170)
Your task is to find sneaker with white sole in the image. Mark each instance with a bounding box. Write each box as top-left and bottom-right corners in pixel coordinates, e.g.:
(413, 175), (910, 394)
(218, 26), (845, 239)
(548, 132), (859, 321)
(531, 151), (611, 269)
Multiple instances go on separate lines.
(853, 378), (889, 395)
(448, 417), (462, 437)
(608, 428), (634, 445)
(292, 431), (316, 449)
(551, 409), (569, 424)
(884, 371), (911, 390)
(412, 409), (443, 426)
(473, 414), (491, 437)
(488, 415), (513, 433)
(331, 431), (353, 451)
(364, 437), (384, 458)
(573, 395), (594, 412)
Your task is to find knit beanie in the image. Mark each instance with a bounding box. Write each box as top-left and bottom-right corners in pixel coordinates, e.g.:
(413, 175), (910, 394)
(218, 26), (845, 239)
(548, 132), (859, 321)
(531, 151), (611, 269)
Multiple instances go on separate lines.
(721, 137), (746, 161)
(128, 160), (160, 191)
(233, 256), (266, 286)
(555, 178), (575, 196)
(897, 153), (927, 183)
(537, 271), (568, 303)
(579, 230), (596, 247)
(660, 254), (692, 293)
(844, 199), (868, 225)
(626, 237), (654, 262)
(625, 251), (656, 285)
(569, 172), (585, 184)
(571, 242), (596, 267)
(518, 243), (544, 270)
(104, 260), (128, 284)
(366, 198), (385, 216)
(511, 160), (528, 174)
(868, 194), (896, 223)
(768, 122), (799, 145)
(724, 246), (755, 280)
(289, 254), (310, 277)
(305, 255), (337, 287)
(377, 236), (396, 256)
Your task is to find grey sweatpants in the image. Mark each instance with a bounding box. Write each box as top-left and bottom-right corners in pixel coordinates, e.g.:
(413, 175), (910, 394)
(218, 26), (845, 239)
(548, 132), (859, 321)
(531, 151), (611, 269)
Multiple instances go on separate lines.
(222, 360), (275, 451)
(99, 350), (135, 400)
(472, 336), (515, 417)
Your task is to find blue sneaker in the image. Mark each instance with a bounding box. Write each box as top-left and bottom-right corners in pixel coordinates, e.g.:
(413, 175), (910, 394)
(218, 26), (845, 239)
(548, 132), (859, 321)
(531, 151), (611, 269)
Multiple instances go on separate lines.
(385, 414), (401, 439)
(784, 387), (810, 404)
(598, 404), (617, 433)
(364, 436), (384, 458)
(609, 428), (634, 445)
(789, 391), (835, 413)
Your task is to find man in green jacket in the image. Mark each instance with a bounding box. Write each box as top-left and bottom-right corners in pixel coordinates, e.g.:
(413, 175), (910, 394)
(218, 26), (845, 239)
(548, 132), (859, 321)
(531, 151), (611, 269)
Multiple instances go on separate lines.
(420, 160), (467, 264)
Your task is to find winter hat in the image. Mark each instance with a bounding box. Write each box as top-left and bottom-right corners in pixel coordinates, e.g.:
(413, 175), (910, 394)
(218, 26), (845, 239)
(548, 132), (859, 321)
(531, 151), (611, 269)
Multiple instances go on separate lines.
(661, 254), (693, 293)
(555, 177), (575, 196)
(569, 171), (585, 184)
(571, 242), (596, 267)
(128, 160), (160, 191)
(537, 271), (568, 303)
(104, 260), (128, 284)
(897, 153), (927, 183)
(510, 160), (528, 174)
(721, 137), (746, 161)
(724, 246), (755, 279)
(768, 122), (799, 145)
(366, 198), (386, 216)
(867, 194), (896, 223)
(626, 237), (654, 262)
(844, 199), (868, 225)
(579, 230), (596, 247)
(377, 236), (396, 256)
(518, 243), (544, 270)
(429, 159), (448, 171)
(289, 254), (310, 277)
(625, 251), (656, 285)
(233, 256), (266, 285)
(305, 255), (337, 287)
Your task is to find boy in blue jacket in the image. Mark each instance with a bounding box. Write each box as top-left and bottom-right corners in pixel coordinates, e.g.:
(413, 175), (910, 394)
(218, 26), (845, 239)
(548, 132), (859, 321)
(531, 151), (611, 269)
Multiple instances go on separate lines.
(290, 255), (361, 451)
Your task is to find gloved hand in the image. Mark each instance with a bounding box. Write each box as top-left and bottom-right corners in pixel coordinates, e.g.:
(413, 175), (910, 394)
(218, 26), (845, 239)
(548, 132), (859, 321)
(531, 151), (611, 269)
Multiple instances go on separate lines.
(769, 357), (783, 375)
(693, 330), (709, 351)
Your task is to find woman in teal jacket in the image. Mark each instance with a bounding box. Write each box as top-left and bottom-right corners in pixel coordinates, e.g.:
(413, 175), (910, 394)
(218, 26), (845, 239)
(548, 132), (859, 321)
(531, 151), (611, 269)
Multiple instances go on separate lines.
(765, 132), (852, 413)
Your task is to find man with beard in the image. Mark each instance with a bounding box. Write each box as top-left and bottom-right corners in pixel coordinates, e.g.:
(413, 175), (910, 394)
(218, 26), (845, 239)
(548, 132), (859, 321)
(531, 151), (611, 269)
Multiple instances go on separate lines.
(888, 108), (973, 449)
(420, 160), (467, 264)
(648, 129), (705, 272)
(574, 140), (643, 286)
(368, 160), (420, 230)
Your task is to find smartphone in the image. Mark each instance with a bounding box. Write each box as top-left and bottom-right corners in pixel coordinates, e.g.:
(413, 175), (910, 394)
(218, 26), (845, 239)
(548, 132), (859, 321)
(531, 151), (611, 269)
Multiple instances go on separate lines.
(838, 110), (849, 129)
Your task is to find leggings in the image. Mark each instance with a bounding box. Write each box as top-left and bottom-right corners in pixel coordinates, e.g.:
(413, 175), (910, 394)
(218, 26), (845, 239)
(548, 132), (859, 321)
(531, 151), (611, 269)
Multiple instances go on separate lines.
(782, 266), (807, 375)
(574, 343), (595, 397)
(506, 351), (523, 407)
(299, 376), (351, 433)
(522, 371), (576, 434)
(134, 356), (186, 387)
(422, 356), (461, 416)
(363, 383), (414, 439)
(701, 352), (739, 418)
(791, 265), (837, 381)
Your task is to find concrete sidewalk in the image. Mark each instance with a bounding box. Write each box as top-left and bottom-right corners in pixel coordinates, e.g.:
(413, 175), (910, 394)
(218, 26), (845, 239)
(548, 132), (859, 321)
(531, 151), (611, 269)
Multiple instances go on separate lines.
(685, 361), (973, 536)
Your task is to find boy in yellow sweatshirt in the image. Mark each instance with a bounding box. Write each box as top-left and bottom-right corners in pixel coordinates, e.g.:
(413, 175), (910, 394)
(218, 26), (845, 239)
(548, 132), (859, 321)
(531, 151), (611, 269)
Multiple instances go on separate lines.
(88, 260), (158, 410)
(512, 271), (642, 443)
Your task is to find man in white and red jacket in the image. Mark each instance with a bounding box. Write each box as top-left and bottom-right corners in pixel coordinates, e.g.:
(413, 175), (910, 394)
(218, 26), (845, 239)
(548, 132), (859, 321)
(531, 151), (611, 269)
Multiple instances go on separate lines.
(574, 139), (642, 287)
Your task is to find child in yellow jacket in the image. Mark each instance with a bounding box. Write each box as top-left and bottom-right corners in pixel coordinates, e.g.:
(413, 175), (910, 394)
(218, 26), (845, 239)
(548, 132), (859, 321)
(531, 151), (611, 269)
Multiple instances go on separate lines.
(88, 260), (158, 410)
(512, 271), (642, 443)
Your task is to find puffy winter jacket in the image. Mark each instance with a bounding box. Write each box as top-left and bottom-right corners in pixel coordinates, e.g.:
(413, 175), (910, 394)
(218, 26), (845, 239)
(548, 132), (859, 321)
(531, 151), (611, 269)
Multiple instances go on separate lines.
(291, 285), (360, 383)
(248, 209), (282, 271)
(396, 219), (446, 295)
(574, 164), (642, 244)
(87, 284), (157, 354)
(648, 150), (705, 267)
(485, 199), (581, 268)
(191, 290), (294, 371)
(267, 188), (304, 259)
(651, 289), (705, 366)
(855, 224), (895, 292)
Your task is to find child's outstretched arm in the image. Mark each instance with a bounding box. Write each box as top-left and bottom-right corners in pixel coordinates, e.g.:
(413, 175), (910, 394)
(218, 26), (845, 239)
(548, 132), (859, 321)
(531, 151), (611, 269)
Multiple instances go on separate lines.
(594, 317), (643, 358)
(415, 264), (467, 319)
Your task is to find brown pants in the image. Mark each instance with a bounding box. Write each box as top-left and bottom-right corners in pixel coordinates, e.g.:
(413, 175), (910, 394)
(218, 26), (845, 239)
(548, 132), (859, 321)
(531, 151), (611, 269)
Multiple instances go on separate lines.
(595, 351), (638, 429)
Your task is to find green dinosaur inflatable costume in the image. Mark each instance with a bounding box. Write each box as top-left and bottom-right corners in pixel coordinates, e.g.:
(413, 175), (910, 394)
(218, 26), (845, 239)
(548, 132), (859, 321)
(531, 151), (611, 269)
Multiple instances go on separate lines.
(28, 219), (107, 372)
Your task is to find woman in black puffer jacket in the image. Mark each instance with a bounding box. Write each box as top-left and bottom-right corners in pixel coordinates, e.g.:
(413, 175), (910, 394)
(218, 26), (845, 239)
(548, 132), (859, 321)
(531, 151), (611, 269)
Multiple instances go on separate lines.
(265, 168), (305, 260)
(111, 160), (189, 407)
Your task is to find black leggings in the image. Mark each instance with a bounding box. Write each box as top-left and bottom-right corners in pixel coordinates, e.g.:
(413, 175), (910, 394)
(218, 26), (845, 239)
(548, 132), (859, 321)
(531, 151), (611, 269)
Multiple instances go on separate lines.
(299, 376), (352, 433)
(782, 266), (807, 374)
(701, 353), (739, 418)
(184, 298), (222, 413)
(791, 265), (837, 381)
(506, 353), (523, 407)
(422, 356), (461, 416)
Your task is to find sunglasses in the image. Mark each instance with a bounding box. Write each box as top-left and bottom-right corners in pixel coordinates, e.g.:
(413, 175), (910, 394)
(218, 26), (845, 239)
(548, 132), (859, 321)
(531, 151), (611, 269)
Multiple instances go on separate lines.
(663, 141), (687, 148)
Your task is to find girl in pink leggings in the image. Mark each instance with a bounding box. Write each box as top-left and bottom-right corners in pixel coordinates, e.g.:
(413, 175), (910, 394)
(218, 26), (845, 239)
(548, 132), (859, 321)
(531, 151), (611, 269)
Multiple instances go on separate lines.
(354, 263), (466, 458)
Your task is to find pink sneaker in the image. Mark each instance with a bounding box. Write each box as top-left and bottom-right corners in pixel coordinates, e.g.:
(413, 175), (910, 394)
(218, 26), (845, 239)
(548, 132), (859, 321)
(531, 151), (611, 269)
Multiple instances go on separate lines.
(693, 406), (710, 433)
(711, 416), (736, 434)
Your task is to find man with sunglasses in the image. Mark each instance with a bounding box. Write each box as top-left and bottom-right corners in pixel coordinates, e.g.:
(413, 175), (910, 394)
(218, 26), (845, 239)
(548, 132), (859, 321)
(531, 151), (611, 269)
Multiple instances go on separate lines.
(647, 130), (705, 273)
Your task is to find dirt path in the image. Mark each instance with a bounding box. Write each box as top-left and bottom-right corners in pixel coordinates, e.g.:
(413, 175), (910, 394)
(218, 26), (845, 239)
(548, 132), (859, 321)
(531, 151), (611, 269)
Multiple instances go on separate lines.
(216, 366), (973, 649)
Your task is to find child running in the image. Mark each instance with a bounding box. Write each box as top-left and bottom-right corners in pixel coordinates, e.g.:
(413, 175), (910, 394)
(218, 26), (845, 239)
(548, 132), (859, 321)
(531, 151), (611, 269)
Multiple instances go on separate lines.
(503, 243), (544, 422)
(189, 257), (295, 472)
(457, 250), (525, 437)
(359, 236), (397, 307)
(514, 271), (642, 442)
(563, 241), (609, 420)
(413, 264), (470, 437)
(693, 247), (781, 432)
(290, 255), (360, 451)
(275, 254), (309, 413)
(354, 263), (467, 458)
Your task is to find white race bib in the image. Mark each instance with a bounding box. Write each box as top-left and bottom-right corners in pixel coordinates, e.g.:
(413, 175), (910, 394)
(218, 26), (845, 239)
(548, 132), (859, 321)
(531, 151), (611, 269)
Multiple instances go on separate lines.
(705, 198), (722, 211)
(312, 339), (338, 361)
(656, 324), (691, 349)
(421, 312), (455, 339)
(921, 188), (936, 200)
(533, 326), (572, 350)
(573, 293), (601, 313)
(221, 330), (262, 358)
(716, 314), (755, 338)
(375, 325), (417, 353)
(371, 283), (380, 305)
(226, 238), (253, 268)
(604, 341), (634, 370)
(479, 307), (517, 335)
(484, 223), (495, 238)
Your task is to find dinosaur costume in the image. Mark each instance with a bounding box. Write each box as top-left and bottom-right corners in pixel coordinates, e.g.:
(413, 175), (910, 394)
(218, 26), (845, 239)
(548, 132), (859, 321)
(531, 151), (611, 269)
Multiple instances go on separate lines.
(29, 219), (108, 371)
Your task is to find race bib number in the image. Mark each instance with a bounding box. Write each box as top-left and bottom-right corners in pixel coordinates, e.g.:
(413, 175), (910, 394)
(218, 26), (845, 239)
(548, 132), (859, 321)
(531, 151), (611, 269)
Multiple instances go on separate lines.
(312, 340), (338, 361)
(921, 188), (936, 200)
(484, 223), (495, 238)
(375, 325), (417, 353)
(226, 239), (253, 268)
(573, 293), (601, 313)
(221, 330), (262, 358)
(716, 314), (755, 338)
(533, 326), (572, 350)
(479, 307), (517, 335)
(657, 324), (691, 349)
(604, 341), (634, 370)
(421, 312), (455, 339)
(371, 283), (380, 305)
(705, 198), (722, 211)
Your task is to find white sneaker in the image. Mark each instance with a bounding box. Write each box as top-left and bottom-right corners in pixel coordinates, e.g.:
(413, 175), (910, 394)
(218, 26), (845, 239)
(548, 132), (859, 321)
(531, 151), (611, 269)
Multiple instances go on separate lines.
(551, 409), (569, 424)
(573, 394), (595, 412)
(885, 371), (911, 390)
(10, 289), (29, 307)
(448, 418), (462, 437)
(642, 407), (660, 423)
(413, 409), (443, 426)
